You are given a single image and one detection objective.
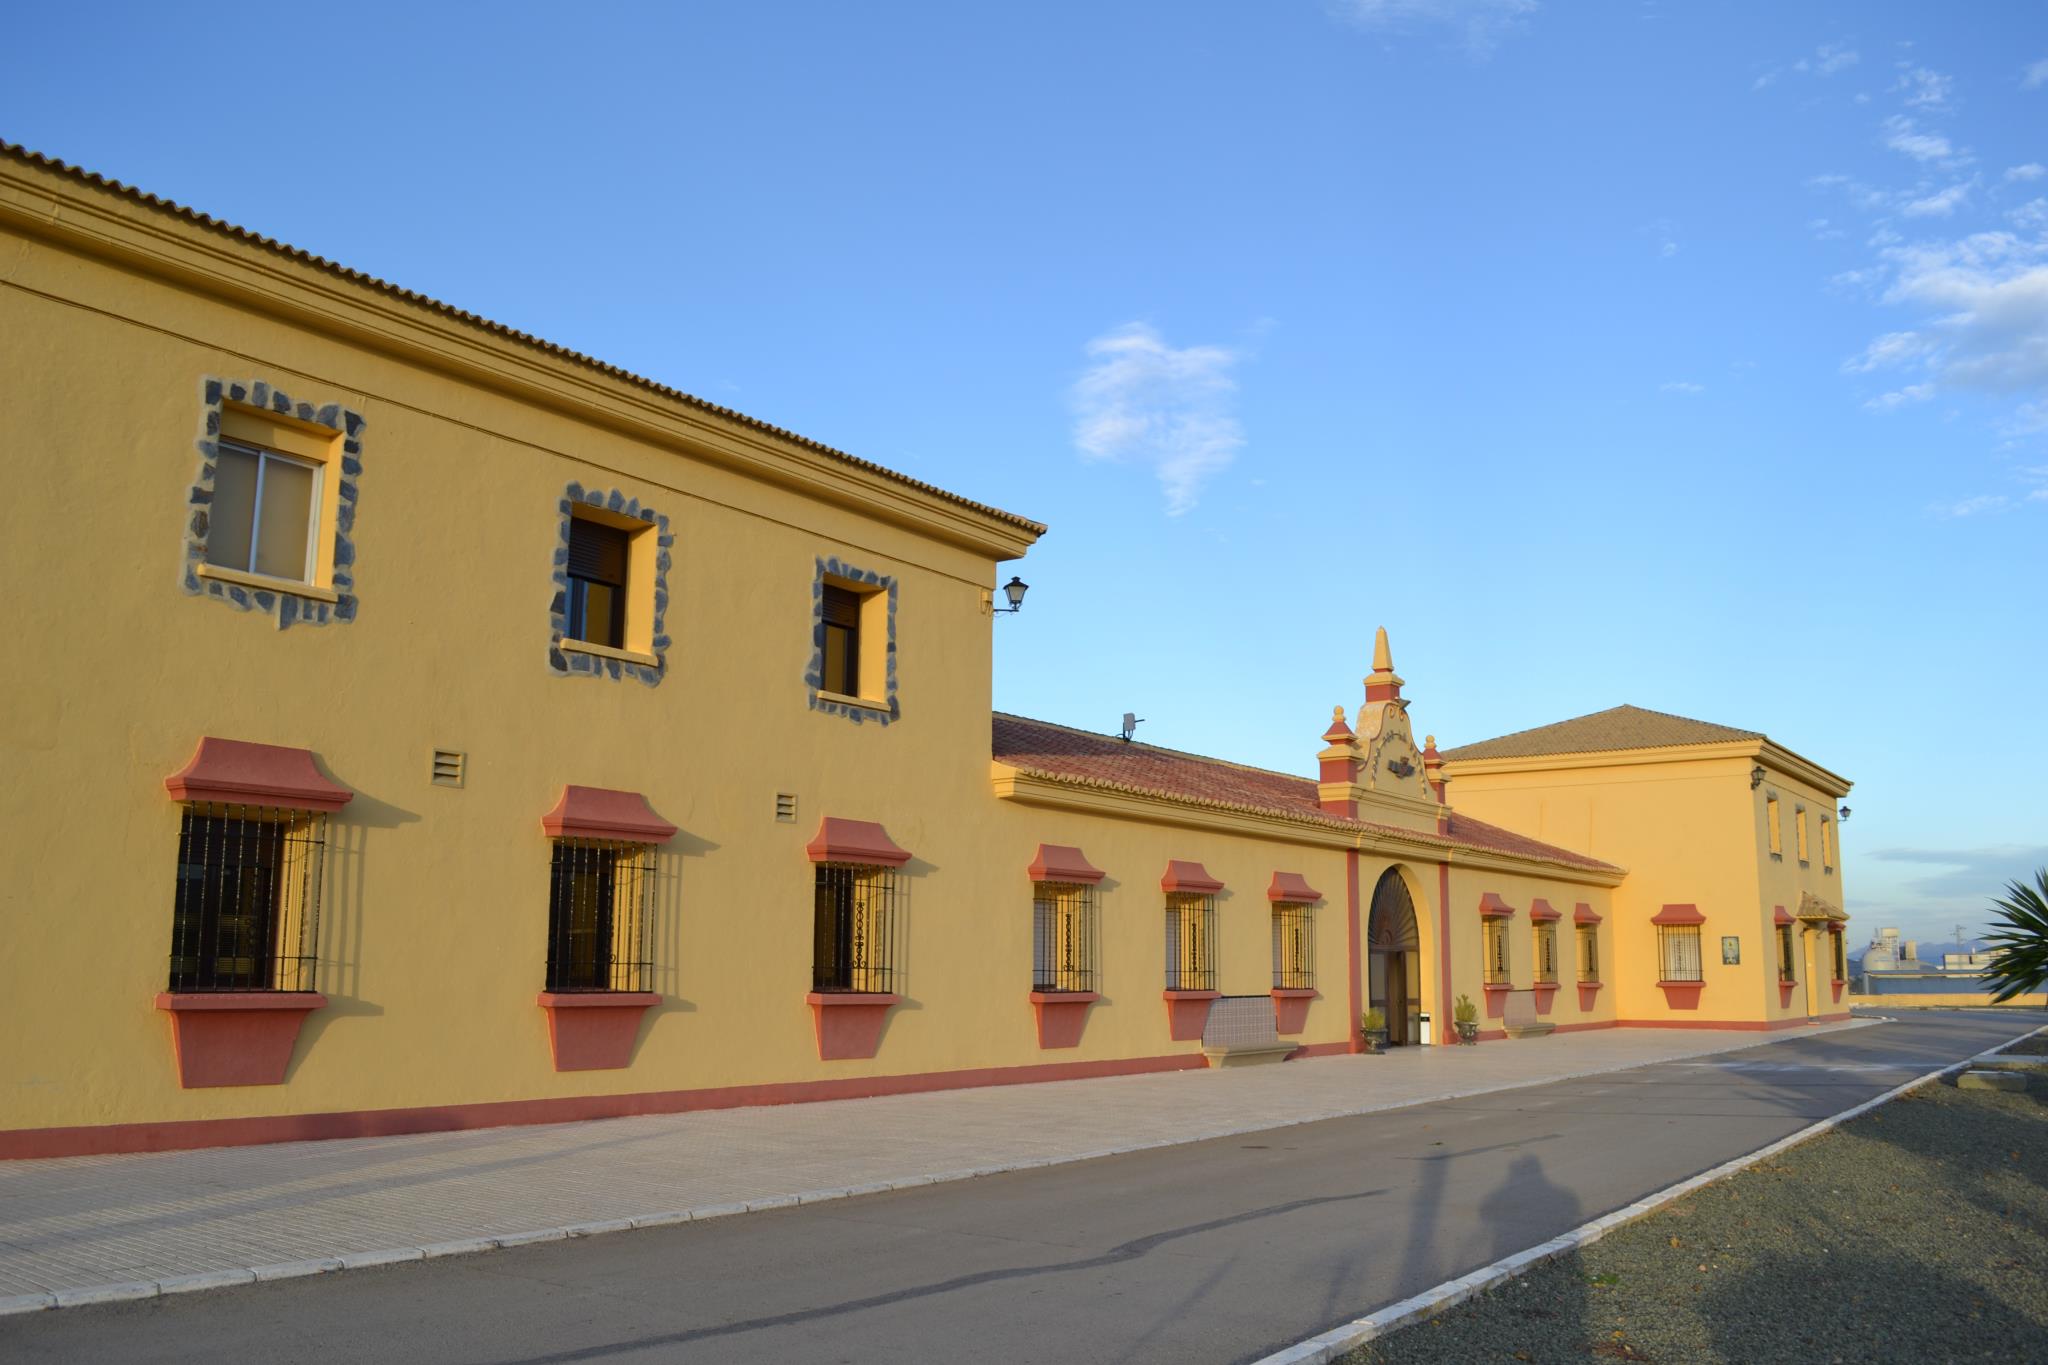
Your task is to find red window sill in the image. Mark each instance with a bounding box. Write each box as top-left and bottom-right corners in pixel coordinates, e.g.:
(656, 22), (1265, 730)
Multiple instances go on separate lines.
(1162, 989), (1220, 1041)
(1576, 981), (1603, 1011)
(1270, 987), (1318, 1035)
(806, 991), (901, 1061)
(1481, 982), (1513, 1019)
(1656, 979), (1705, 1010)
(155, 991), (324, 1089)
(536, 991), (660, 1072)
(1028, 990), (1101, 1049)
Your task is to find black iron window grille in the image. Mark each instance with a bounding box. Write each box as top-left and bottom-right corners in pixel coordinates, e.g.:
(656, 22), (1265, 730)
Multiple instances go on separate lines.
(1658, 924), (1704, 982)
(1482, 918), (1510, 985)
(566, 516), (630, 649)
(1534, 922), (1558, 985)
(820, 584), (864, 696)
(169, 803), (326, 992)
(1831, 932), (1847, 980)
(1271, 903), (1315, 989)
(545, 838), (656, 992)
(1577, 924), (1599, 982)
(813, 863), (899, 993)
(1032, 882), (1098, 993)
(1164, 893), (1216, 991)
(1777, 924), (1797, 983)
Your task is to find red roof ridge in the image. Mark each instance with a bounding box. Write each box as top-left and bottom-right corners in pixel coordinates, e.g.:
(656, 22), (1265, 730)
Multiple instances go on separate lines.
(991, 710), (1320, 787)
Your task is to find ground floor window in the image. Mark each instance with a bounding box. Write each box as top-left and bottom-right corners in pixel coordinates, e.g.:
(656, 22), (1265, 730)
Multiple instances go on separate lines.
(170, 804), (326, 992)
(1658, 924), (1704, 982)
(1164, 893), (1217, 991)
(1272, 902), (1315, 989)
(1482, 917), (1510, 985)
(1032, 881), (1098, 993)
(814, 863), (899, 993)
(1777, 923), (1797, 983)
(1831, 931), (1848, 981)
(1533, 921), (1558, 984)
(545, 838), (656, 992)
(1576, 924), (1599, 982)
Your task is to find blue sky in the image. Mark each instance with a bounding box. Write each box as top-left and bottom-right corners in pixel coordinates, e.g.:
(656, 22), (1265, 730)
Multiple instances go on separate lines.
(6, 1), (2045, 944)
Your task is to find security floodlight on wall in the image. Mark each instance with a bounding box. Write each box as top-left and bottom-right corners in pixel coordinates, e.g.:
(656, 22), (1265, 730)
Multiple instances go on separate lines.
(1838, 805), (1851, 822)
(1750, 765), (1766, 789)
(993, 576), (1029, 615)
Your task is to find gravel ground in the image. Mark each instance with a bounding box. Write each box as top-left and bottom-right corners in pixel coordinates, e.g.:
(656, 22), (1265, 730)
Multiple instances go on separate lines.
(2002, 1032), (2048, 1056)
(1347, 1071), (2048, 1364)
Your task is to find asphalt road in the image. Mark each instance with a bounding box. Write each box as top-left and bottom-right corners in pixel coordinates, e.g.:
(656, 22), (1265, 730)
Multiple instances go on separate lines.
(3, 1012), (2029, 1365)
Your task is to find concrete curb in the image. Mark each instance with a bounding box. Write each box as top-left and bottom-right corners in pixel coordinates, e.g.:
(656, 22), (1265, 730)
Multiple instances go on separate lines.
(1248, 1019), (2048, 1365)
(0, 1017), (1878, 1318)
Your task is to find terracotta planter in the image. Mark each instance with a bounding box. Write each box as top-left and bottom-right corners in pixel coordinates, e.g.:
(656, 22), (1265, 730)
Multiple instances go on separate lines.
(1162, 989), (1220, 1041)
(1028, 991), (1099, 1049)
(156, 992), (324, 1089)
(537, 991), (659, 1071)
(1271, 987), (1317, 1035)
(807, 991), (900, 1060)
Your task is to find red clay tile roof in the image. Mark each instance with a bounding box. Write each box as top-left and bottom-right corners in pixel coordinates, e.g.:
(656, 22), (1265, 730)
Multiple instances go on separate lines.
(992, 714), (1618, 873)
(1441, 705), (1761, 762)
(0, 142), (1044, 540)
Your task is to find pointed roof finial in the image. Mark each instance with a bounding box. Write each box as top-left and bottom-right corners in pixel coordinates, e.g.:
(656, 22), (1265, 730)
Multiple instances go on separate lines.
(1364, 625), (1405, 703)
(1322, 705), (1355, 744)
(1373, 626), (1392, 674)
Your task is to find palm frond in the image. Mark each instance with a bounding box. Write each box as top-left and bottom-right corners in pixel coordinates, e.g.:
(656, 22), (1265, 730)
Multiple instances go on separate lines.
(1980, 868), (2048, 1004)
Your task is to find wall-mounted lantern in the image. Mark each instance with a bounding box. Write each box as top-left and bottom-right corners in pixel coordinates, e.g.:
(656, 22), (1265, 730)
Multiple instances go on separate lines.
(1750, 764), (1766, 789)
(994, 576), (1030, 615)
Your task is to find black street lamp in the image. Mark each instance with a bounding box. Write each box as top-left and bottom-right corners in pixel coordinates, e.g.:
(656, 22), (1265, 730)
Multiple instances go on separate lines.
(994, 576), (1029, 615)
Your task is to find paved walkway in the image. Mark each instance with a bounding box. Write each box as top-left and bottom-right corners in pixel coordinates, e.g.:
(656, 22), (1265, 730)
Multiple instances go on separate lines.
(0, 1023), (1867, 1309)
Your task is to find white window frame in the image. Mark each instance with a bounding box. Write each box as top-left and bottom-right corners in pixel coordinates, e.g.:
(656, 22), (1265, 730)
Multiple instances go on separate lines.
(214, 438), (323, 584)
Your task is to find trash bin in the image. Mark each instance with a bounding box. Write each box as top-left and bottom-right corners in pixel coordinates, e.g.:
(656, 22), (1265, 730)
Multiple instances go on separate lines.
(1417, 1012), (1432, 1046)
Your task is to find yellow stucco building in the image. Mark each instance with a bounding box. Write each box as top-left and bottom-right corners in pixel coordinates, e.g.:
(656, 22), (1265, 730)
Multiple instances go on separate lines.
(0, 145), (1852, 1158)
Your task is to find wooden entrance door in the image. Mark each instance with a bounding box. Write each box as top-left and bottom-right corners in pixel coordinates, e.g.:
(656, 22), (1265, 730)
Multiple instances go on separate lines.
(1368, 867), (1422, 1045)
(1385, 952), (1410, 1046)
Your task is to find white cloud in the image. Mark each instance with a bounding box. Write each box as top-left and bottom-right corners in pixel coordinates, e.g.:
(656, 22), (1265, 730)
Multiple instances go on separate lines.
(1930, 494), (2009, 517)
(1893, 65), (1953, 110)
(1881, 232), (2048, 395)
(2005, 163), (2045, 182)
(1659, 381), (1705, 395)
(1883, 115), (1954, 163)
(1866, 383), (1934, 410)
(1811, 43), (1861, 76)
(1071, 323), (1246, 516)
(1809, 217), (1845, 241)
(1843, 331), (1932, 373)
(1901, 182), (1972, 217)
(1327, 0), (1538, 56)
(2025, 57), (2048, 90)
(2010, 198), (2048, 231)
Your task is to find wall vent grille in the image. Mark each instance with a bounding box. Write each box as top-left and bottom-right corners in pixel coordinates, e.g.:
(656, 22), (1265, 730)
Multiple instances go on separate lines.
(431, 750), (466, 788)
(774, 792), (798, 823)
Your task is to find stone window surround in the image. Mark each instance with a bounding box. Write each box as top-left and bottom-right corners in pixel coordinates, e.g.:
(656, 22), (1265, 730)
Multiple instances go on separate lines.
(808, 556), (899, 726)
(547, 482), (672, 688)
(182, 378), (364, 629)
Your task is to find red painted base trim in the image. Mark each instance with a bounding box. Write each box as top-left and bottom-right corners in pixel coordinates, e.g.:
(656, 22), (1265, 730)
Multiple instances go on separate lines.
(1270, 987), (1317, 1035)
(1482, 983), (1511, 1020)
(806, 992), (900, 1061)
(1028, 991), (1100, 1049)
(1550, 1019), (1619, 1034)
(1532, 984), (1558, 1016)
(155, 992), (324, 1089)
(1285, 1040), (1352, 1060)
(1656, 980), (1705, 1010)
(1472, 1027), (1508, 1043)
(1577, 982), (1603, 1012)
(1162, 989), (1220, 1041)
(1616, 1014), (1847, 1031)
(0, 1052), (1211, 1161)
(537, 992), (659, 1071)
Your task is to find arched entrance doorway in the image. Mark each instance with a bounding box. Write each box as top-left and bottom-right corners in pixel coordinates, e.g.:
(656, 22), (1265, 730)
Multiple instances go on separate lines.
(1368, 867), (1423, 1045)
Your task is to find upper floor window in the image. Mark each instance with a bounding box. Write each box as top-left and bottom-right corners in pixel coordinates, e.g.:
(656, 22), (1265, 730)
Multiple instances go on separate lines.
(1766, 795), (1783, 858)
(809, 558), (900, 725)
(566, 516), (630, 649)
(1658, 923), (1704, 983)
(820, 584), (867, 696)
(1272, 902), (1315, 990)
(1033, 881), (1099, 993)
(1795, 807), (1810, 864)
(1777, 922), (1798, 984)
(1821, 817), (1835, 874)
(1576, 923), (1599, 983)
(1165, 892), (1217, 991)
(545, 839), (654, 992)
(209, 439), (321, 583)
(1482, 916), (1510, 985)
(1831, 931), (1848, 981)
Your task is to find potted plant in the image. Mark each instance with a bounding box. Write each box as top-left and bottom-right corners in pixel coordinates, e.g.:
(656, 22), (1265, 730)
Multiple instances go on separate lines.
(1360, 1007), (1388, 1052)
(1453, 993), (1480, 1044)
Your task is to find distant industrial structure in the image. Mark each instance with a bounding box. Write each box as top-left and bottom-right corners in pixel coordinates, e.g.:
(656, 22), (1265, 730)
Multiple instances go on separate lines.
(1853, 927), (2035, 1005)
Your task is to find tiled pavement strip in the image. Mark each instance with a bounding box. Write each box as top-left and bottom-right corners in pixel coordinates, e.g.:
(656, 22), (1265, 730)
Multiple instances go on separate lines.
(0, 1021), (1869, 1312)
